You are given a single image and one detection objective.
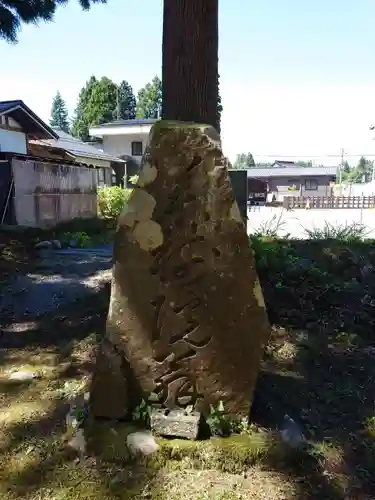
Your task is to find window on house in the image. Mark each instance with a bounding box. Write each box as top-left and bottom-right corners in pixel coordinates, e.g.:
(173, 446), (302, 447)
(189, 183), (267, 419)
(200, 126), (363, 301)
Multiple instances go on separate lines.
(287, 179), (298, 192)
(131, 141), (143, 156)
(305, 178), (318, 190)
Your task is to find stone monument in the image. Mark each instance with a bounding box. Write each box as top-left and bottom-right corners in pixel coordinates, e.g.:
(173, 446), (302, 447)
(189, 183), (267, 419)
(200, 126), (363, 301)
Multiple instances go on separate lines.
(90, 121), (270, 424)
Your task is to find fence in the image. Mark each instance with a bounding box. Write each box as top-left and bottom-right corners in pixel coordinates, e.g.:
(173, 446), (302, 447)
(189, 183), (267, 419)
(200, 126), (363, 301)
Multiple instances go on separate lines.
(283, 196), (375, 210)
(11, 157), (98, 228)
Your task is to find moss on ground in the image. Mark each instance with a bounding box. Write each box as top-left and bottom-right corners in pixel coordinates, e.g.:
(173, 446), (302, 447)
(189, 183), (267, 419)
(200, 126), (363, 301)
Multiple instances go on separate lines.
(87, 420), (287, 472)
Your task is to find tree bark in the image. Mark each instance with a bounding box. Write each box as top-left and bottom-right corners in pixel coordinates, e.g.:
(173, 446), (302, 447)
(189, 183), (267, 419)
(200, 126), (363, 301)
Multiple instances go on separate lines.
(162, 0), (219, 131)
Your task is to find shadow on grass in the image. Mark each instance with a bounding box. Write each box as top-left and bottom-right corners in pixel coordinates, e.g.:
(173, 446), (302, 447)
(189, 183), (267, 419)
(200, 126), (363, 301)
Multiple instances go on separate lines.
(0, 407), (154, 500)
(0, 288), (109, 349)
(250, 332), (375, 495)
(250, 237), (375, 496)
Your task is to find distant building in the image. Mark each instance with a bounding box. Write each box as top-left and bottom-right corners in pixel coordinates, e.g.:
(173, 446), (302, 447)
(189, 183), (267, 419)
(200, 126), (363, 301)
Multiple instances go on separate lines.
(0, 100), (101, 227)
(89, 119), (156, 185)
(29, 130), (125, 187)
(247, 162), (337, 201)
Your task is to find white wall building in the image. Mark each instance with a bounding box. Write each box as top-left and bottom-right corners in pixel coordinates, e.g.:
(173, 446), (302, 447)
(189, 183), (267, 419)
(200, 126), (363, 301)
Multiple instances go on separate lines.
(89, 118), (156, 165)
(0, 125), (27, 154)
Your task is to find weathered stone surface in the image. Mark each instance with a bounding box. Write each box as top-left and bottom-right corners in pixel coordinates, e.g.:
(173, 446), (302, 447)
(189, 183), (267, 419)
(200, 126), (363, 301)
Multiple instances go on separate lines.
(151, 408), (200, 439)
(104, 120), (270, 417)
(90, 339), (129, 419)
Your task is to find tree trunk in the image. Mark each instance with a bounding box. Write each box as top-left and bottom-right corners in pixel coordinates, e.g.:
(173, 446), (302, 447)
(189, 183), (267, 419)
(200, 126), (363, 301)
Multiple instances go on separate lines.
(162, 0), (219, 131)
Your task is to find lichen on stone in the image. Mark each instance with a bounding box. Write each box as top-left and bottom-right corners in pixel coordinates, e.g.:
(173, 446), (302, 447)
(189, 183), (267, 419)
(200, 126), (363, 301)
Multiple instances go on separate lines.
(253, 279), (266, 309)
(118, 188), (156, 228)
(133, 220), (164, 251)
(229, 201), (244, 223)
(138, 162), (158, 187)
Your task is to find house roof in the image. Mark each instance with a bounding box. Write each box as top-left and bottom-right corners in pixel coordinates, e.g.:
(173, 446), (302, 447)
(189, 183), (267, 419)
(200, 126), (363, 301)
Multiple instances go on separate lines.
(247, 166), (337, 178)
(0, 100), (58, 139)
(30, 130), (125, 164)
(90, 118), (157, 129)
(272, 160), (299, 168)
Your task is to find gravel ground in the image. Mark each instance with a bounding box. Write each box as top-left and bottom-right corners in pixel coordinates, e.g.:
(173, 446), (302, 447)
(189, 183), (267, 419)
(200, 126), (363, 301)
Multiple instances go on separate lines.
(247, 206), (375, 238)
(0, 246), (113, 326)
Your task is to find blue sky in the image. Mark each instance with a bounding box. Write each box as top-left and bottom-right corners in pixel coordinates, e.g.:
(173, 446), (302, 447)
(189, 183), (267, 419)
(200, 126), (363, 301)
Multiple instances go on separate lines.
(1, 0), (375, 164)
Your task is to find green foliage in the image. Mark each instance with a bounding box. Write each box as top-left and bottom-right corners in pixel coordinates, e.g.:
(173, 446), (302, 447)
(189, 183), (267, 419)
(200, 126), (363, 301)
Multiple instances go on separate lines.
(0, 0), (106, 43)
(296, 160), (313, 167)
(365, 417), (375, 438)
(303, 222), (370, 242)
(52, 216), (112, 237)
(233, 152), (255, 169)
(128, 174), (139, 185)
(117, 80), (137, 120)
(97, 186), (132, 219)
(62, 231), (93, 248)
(71, 76), (99, 140)
(207, 401), (243, 437)
(250, 235), (293, 273)
(341, 160), (351, 175)
(251, 212), (287, 238)
(132, 398), (151, 428)
(84, 76), (118, 126)
(136, 75), (162, 119)
(71, 76), (137, 140)
(341, 156), (374, 183)
(49, 90), (70, 132)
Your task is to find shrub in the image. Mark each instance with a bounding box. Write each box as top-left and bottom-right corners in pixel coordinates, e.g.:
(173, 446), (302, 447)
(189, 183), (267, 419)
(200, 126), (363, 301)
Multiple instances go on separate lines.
(62, 231), (92, 248)
(303, 221), (370, 242)
(251, 212), (289, 239)
(97, 186), (132, 219)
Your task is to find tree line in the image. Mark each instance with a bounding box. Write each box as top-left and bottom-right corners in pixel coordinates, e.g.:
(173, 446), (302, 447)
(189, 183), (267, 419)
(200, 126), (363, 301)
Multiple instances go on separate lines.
(341, 157), (374, 183)
(232, 153), (313, 169)
(49, 75), (162, 140)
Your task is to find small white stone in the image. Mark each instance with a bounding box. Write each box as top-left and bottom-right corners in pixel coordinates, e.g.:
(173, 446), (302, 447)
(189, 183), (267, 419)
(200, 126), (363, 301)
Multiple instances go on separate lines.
(126, 431), (159, 457)
(8, 370), (37, 381)
(34, 240), (52, 249)
(68, 428), (86, 454)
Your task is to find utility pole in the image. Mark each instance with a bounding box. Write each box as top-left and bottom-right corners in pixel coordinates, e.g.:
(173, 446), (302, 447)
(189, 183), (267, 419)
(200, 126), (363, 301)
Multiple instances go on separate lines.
(116, 86), (120, 120)
(369, 125), (375, 182)
(339, 147), (345, 184)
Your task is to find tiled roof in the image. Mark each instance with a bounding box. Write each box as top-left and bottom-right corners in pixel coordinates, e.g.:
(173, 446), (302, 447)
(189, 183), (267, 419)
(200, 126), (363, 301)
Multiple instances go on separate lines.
(31, 130), (125, 164)
(90, 118), (157, 129)
(272, 160), (299, 168)
(0, 100), (58, 139)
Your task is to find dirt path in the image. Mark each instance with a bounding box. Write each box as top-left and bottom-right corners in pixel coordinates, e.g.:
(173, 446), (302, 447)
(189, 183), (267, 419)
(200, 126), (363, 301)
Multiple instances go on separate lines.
(0, 245), (112, 331)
